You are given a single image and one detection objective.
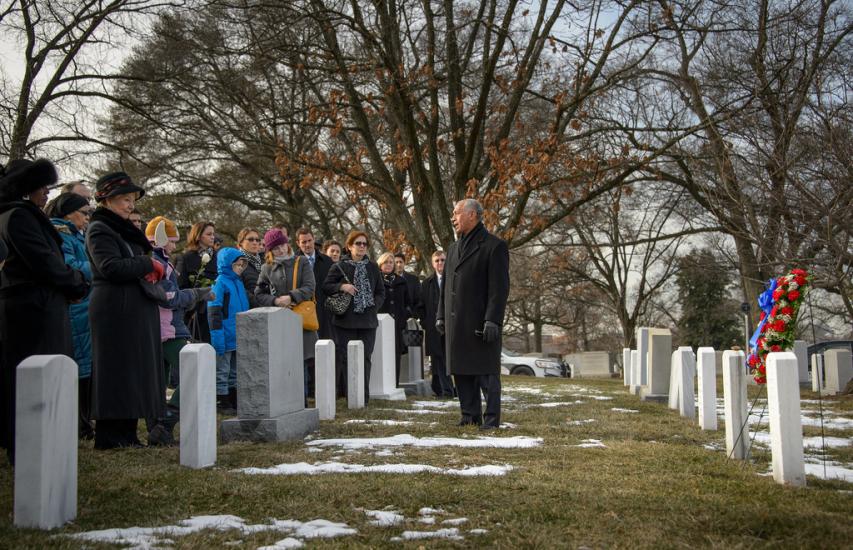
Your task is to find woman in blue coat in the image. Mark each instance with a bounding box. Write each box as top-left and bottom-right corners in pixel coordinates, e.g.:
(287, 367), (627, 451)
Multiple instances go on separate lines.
(46, 192), (95, 439)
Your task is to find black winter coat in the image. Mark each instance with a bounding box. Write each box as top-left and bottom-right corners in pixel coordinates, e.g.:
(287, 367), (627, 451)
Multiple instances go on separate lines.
(238, 255), (262, 307)
(296, 250), (334, 339)
(323, 259), (385, 329)
(175, 248), (217, 343)
(418, 273), (444, 360)
(437, 223), (509, 376)
(378, 272), (411, 357)
(86, 209), (164, 420)
(0, 200), (88, 451)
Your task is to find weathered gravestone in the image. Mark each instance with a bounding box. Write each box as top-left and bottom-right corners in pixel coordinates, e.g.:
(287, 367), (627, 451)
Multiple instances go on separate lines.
(566, 351), (611, 378)
(811, 354), (824, 393)
(634, 327), (650, 394)
(792, 340), (809, 385)
(220, 308), (318, 442)
(823, 349), (852, 396)
(315, 339), (336, 420)
(622, 348), (631, 386)
(668, 347), (695, 419)
(766, 352), (806, 487)
(722, 350), (749, 460)
(641, 329), (672, 403)
(348, 340), (366, 409)
(370, 314), (407, 401)
(14, 355), (76, 529)
(629, 350), (640, 395)
(180, 343), (216, 469)
(697, 347), (717, 430)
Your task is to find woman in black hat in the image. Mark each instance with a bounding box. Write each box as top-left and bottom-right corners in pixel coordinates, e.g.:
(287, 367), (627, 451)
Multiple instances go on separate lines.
(0, 159), (89, 464)
(86, 172), (166, 449)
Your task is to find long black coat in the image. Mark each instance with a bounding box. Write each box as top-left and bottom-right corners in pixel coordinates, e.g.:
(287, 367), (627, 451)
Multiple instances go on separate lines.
(175, 248), (217, 342)
(86, 214), (164, 420)
(437, 223), (509, 376)
(0, 201), (88, 451)
(323, 259), (385, 329)
(418, 273), (444, 359)
(297, 250), (334, 339)
(378, 272), (411, 357)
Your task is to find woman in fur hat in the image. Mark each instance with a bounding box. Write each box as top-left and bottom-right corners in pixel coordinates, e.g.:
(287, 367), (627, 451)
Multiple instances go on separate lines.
(86, 171), (166, 449)
(0, 159), (89, 464)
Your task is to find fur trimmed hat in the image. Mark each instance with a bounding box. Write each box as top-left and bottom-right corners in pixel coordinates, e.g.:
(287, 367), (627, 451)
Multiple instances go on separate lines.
(94, 171), (145, 202)
(145, 215), (180, 241)
(0, 158), (58, 201)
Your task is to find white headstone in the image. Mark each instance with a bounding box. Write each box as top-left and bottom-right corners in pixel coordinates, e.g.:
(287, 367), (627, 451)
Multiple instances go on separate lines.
(622, 348), (631, 386)
(180, 343), (216, 469)
(766, 352), (806, 487)
(697, 347), (718, 430)
(315, 340), (336, 420)
(811, 354), (824, 393)
(348, 340), (365, 409)
(369, 314), (406, 400)
(722, 350), (749, 460)
(564, 351), (611, 378)
(668, 349), (682, 410)
(220, 308), (318, 442)
(636, 327), (650, 386)
(676, 347), (695, 419)
(14, 355), (77, 529)
(641, 329), (672, 402)
(629, 350), (640, 395)
(792, 340), (809, 384)
(823, 349), (852, 396)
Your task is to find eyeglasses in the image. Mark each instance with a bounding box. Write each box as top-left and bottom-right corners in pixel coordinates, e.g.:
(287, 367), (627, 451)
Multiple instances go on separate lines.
(353, 241), (368, 246)
(79, 209), (93, 217)
(245, 237), (261, 242)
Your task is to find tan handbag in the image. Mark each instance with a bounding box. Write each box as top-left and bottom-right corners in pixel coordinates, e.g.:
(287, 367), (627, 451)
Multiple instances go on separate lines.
(291, 256), (320, 331)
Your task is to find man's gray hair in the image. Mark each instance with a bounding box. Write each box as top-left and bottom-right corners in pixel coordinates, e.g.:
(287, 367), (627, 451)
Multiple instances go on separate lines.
(458, 198), (483, 221)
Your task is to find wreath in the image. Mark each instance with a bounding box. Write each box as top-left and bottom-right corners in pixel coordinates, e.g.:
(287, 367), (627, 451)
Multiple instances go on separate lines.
(747, 268), (810, 384)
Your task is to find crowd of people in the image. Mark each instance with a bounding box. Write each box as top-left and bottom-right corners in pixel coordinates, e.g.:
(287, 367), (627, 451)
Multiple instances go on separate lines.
(0, 159), (509, 459)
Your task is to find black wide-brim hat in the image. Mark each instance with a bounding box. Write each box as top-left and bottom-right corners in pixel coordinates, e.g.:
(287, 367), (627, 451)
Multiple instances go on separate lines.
(94, 171), (145, 202)
(0, 158), (58, 201)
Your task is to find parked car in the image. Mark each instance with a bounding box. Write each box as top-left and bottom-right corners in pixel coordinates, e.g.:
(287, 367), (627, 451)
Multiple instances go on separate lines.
(501, 348), (566, 377)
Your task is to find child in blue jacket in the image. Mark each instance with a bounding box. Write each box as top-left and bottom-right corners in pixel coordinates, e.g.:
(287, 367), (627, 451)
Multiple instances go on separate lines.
(208, 247), (250, 412)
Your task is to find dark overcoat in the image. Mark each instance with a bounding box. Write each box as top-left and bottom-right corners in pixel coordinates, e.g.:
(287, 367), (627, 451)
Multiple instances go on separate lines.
(0, 200), (88, 451)
(323, 259), (385, 329)
(86, 213), (164, 420)
(378, 272), (411, 357)
(255, 256), (318, 360)
(175, 248), (217, 342)
(297, 250), (334, 339)
(437, 223), (509, 376)
(419, 273), (444, 359)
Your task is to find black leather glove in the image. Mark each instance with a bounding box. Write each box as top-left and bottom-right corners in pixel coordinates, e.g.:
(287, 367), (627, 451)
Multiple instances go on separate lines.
(482, 321), (499, 343)
(436, 319), (445, 335)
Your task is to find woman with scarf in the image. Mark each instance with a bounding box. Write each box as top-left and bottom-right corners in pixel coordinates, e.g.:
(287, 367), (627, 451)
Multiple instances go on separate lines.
(323, 230), (384, 402)
(175, 221), (217, 343)
(254, 228), (317, 404)
(46, 192), (96, 440)
(86, 172), (166, 449)
(0, 159), (88, 463)
(236, 227), (263, 303)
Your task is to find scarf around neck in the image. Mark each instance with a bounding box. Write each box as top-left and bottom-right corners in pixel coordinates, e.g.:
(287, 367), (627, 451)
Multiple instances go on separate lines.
(242, 249), (262, 272)
(346, 257), (375, 313)
(91, 207), (152, 253)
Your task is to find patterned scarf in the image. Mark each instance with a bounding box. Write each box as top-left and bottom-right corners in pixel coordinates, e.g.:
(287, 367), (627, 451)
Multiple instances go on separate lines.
(347, 258), (375, 313)
(242, 249), (263, 272)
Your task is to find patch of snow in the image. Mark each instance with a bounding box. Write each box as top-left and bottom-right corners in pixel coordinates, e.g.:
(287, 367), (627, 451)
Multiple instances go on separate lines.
(500, 422), (517, 429)
(568, 419), (596, 425)
(535, 401), (584, 408)
(574, 439), (607, 449)
(373, 449), (398, 457)
(571, 395), (613, 401)
(611, 408), (639, 413)
(305, 434), (543, 450)
(345, 419), (419, 426)
(257, 537), (304, 549)
(419, 507), (445, 515)
(442, 518), (468, 526)
(804, 461), (853, 483)
(235, 461), (514, 477)
(469, 528), (489, 535)
(363, 510), (405, 527)
(411, 400), (458, 409)
(419, 517), (436, 524)
(378, 408), (449, 415)
(749, 432), (851, 449)
(396, 528), (463, 541)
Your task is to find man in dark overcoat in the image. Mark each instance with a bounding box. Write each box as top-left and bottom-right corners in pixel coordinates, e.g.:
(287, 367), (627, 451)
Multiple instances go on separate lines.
(437, 199), (509, 429)
(419, 250), (455, 397)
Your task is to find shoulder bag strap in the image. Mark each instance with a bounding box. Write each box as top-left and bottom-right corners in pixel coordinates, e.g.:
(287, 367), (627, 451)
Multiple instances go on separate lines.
(292, 256), (300, 290)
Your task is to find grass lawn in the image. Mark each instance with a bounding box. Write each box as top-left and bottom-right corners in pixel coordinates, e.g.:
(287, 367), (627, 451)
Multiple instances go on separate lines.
(0, 376), (851, 548)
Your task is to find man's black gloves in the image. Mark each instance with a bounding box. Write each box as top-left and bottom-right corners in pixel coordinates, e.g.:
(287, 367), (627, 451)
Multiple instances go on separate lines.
(436, 319), (445, 335)
(482, 321), (499, 343)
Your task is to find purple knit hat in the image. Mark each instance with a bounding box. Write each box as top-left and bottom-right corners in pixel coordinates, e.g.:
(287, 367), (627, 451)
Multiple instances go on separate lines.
(263, 228), (288, 250)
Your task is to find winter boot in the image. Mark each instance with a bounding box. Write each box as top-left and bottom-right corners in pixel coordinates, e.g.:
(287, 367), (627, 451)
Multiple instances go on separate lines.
(228, 387), (238, 413)
(217, 394), (235, 415)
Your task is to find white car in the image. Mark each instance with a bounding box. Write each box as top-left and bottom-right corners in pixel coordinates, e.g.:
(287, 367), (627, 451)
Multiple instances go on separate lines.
(501, 349), (566, 377)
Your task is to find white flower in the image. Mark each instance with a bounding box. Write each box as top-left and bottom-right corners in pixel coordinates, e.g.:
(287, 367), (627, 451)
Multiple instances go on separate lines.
(201, 252), (211, 265)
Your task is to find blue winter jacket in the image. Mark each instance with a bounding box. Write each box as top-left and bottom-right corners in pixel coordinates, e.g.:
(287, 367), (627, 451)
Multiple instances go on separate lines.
(51, 218), (92, 377)
(207, 247), (250, 355)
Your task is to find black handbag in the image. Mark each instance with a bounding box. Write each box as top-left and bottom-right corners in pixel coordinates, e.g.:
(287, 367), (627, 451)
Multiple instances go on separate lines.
(324, 263), (353, 315)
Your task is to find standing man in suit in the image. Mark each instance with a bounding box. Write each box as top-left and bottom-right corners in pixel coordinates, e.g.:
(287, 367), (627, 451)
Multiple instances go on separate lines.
(419, 250), (455, 397)
(295, 227), (334, 399)
(437, 199), (509, 429)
